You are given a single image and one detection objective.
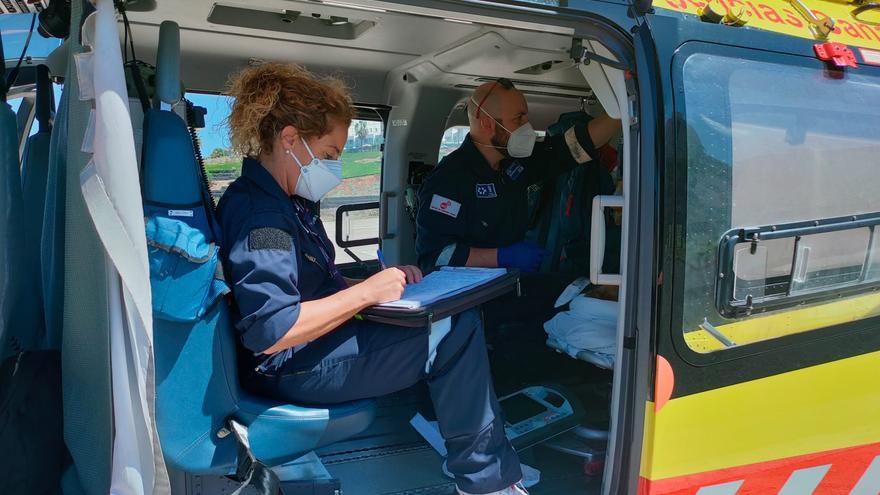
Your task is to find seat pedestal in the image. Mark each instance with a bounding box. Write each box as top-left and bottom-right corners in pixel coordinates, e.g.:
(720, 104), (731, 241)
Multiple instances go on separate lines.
(183, 452), (342, 495)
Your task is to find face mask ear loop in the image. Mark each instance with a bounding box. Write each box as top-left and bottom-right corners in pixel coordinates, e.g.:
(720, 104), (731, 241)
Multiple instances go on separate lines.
(288, 146), (315, 199)
(300, 136), (318, 163)
(287, 147), (305, 170)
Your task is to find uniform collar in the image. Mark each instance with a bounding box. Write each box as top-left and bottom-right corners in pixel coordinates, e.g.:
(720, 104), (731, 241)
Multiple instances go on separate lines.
(461, 133), (508, 179)
(242, 157), (291, 202)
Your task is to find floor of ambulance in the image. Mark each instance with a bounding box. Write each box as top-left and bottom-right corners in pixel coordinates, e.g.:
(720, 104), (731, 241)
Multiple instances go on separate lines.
(317, 385), (604, 495)
(191, 332), (612, 494)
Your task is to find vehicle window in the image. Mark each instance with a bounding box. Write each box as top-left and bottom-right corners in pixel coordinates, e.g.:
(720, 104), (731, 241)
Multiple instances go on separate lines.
(185, 93), (237, 198)
(187, 92), (383, 263)
(676, 49), (880, 353)
(324, 119), (383, 263)
(1, 13), (62, 63)
(439, 126), (468, 161)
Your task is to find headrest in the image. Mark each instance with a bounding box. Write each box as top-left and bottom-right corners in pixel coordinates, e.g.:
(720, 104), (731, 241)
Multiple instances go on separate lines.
(154, 21), (181, 107)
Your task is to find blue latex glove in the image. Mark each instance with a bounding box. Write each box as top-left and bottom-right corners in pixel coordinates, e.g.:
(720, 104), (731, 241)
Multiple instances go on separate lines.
(497, 241), (549, 273)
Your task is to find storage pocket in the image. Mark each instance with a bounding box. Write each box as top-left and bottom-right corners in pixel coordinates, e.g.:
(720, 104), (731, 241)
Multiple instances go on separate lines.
(146, 216), (229, 322)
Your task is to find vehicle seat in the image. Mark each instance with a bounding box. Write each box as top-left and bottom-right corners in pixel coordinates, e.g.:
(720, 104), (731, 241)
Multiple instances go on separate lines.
(143, 21), (375, 476)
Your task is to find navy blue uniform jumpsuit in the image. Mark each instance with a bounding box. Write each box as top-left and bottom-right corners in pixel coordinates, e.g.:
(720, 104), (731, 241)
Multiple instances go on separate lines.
(415, 124), (606, 272)
(415, 125), (611, 340)
(217, 158), (521, 493)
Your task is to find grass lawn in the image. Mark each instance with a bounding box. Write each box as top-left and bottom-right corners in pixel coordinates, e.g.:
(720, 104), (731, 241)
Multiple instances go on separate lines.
(206, 151), (381, 180)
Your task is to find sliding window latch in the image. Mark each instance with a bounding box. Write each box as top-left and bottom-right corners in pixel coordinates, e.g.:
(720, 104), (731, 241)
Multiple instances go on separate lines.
(748, 231), (760, 254)
(787, 0), (836, 39)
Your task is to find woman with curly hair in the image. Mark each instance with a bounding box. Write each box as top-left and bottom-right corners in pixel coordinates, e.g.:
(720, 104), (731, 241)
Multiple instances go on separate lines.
(216, 63), (526, 495)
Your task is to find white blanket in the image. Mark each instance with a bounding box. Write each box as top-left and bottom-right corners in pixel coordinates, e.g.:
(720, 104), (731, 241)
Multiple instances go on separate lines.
(544, 295), (617, 369)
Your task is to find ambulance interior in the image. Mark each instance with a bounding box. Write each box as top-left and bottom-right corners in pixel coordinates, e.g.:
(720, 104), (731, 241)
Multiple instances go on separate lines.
(19, 1), (634, 493)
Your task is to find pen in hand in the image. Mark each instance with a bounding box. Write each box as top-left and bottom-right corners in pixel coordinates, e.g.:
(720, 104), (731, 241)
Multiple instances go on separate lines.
(377, 248), (387, 270)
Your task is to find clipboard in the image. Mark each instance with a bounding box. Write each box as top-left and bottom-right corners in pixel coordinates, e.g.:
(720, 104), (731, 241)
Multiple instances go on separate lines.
(360, 269), (521, 327)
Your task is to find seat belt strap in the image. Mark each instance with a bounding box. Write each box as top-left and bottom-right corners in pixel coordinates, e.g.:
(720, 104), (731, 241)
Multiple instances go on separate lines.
(227, 418), (283, 495)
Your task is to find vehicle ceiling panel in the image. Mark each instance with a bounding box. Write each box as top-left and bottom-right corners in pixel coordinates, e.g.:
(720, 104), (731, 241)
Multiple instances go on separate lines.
(125, 0), (587, 98)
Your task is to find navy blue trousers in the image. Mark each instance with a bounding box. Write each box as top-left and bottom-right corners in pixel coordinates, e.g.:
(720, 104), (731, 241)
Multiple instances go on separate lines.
(242, 309), (522, 494)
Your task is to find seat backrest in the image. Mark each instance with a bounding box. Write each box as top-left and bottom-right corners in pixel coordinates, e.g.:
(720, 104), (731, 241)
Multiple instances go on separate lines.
(143, 21), (241, 474)
(19, 65), (54, 351)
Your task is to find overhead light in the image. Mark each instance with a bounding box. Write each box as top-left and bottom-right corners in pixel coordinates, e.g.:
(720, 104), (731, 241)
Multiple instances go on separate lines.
(443, 18), (473, 24)
(320, 1), (388, 13)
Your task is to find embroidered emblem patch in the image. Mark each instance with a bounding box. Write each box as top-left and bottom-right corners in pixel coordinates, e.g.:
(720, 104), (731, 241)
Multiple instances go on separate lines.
(475, 183), (498, 198)
(430, 194), (461, 218)
(505, 161), (524, 181)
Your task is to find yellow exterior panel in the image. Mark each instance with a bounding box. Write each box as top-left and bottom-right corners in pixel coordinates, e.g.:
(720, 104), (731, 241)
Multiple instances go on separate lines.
(641, 350), (880, 480)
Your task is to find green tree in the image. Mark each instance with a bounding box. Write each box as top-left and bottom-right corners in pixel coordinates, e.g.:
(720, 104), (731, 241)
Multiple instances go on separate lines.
(210, 147), (228, 159)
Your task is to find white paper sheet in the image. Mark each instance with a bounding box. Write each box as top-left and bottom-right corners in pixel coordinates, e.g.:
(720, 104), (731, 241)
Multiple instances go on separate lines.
(377, 267), (507, 309)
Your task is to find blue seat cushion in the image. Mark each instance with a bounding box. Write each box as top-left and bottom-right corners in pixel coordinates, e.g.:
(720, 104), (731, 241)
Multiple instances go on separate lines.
(237, 395), (376, 467)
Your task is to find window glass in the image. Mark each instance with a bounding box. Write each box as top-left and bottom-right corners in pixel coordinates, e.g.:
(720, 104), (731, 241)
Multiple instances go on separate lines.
(324, 119), (383, 263)
(439, 126), (468, 161)
(678, 50), (880, 352)
(184, 93), (237, 199)
(789, 229), (869, 295)
(731, 237), (794, 302)
(1, 14), (62, 62)
(187, 92), (383, 263)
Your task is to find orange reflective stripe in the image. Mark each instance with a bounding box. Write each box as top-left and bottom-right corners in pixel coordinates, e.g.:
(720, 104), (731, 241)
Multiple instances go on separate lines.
(640, 442), (880, 495)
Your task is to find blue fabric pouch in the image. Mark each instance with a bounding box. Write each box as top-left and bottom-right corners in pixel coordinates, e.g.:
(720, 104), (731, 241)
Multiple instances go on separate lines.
(146, 216), (229, 322)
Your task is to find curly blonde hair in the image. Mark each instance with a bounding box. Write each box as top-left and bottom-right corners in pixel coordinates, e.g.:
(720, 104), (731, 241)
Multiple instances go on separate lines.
(225, 62), (355, 157)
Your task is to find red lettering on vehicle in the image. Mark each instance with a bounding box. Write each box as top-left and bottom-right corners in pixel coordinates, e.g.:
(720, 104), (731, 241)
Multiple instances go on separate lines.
(782, 8), (803, 27)
(665, 0), (688, 9)
(746, 1), (764, 19)
(856, 23), (880, 42)
(839, 20), (863, 39)
(758, 4), (783, 23)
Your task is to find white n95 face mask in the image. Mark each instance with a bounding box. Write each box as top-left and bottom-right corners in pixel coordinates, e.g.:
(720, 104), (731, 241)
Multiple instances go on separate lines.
(288, 138), (343, 202)
(502, 121), (537, 158)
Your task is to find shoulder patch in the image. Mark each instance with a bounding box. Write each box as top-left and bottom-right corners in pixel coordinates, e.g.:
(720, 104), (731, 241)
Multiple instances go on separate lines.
(248, 227), (293, 251)
(475, 183), (498, 198)
(429, 194), (461, 218)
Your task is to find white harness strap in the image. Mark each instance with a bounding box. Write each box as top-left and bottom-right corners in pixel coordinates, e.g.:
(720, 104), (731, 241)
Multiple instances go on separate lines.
(425, 317), (453, 373)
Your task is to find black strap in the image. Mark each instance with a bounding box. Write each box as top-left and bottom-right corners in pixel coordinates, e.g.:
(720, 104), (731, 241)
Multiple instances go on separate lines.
(35, 65), (54, 133)
(126, 61), (152, 114)
(226, 418), (283, 495)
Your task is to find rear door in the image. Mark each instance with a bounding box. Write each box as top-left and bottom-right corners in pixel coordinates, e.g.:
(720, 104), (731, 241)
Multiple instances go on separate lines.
(635, 12), (880, 495)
